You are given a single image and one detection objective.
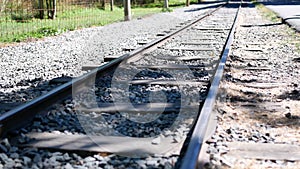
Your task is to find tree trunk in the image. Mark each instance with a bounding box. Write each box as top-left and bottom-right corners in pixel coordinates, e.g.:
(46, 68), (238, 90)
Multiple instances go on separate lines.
(101, 0), (105, 10)
(46, 0), (56, 19)
(38, 0), (44, 19)
(46, 0), (50, 18)
(110, 0), (113, 11)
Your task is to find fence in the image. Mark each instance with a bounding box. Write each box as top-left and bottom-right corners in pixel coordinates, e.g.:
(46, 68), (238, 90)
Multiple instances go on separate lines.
(0, 0), (156, 42)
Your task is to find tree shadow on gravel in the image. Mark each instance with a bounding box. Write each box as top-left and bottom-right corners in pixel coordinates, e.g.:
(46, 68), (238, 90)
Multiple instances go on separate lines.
(0, 76), (72, 115)
(184, 1), (238, 13)
(220, 85), (300, 128)
(258, 0), (300, 6)
(277, 89), (300, 100)
(241, 22), (283, 27)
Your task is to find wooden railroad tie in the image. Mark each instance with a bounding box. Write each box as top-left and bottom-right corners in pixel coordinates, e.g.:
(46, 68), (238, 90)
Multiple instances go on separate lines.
(14, 132), (184, 156)
(77, 102), (200, 113)
(163, 47), (215, 51)
(226, 142), (300, 161)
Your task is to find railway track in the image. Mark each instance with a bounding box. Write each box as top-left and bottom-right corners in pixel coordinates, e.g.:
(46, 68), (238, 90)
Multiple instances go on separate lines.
(0, 1), (242, 168)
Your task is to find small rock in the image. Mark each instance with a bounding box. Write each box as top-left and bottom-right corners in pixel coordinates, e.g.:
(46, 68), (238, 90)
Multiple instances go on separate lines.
(0, 144), (8, 153)
(173, 136), (182, 143)
(18, 137), (26, 144)
(84, 156), (96, 162)
(285, 113), (292, 119)
(93, 154), (104, 161)
(33, 121), (41, 127)
(135, 160), (146, 168)
(15, 162), (23, 168)
(220, 156), (233, 167)
(164, 161), (173, 169)
(0, 153), (9, 161)
(55, 155), (65, 162)
(72, 153), (82, 160)
(33, 154), (42, 163)
(4, 159), (15, 168)
(63, 153), (71, 161)
(217, 146), (229, 154)
(151, 137), (161, 145)
(146, 159), (158, 166)
(1, 138), (11, 149)
(23, 156), (32, 165)
(104, 165), (114, 169)
(10, 153), (19, 159)
(9, 146), (18, 153)
(63, 163), (74, 169)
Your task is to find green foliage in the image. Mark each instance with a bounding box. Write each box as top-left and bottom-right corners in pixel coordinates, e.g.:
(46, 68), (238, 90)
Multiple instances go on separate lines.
(11, 13), (33, 23)
(162, 8), (173, 12)
(37, 27), (59, 36)
(2, 27), (60, 42)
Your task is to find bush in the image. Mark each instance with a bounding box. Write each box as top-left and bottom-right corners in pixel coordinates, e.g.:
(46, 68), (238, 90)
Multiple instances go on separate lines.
(11, 13), (33, 23)
(37, 27), (59, 36)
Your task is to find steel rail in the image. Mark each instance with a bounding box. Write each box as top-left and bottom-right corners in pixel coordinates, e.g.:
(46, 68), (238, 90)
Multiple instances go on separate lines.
(179, 2), (241, 169)
(0, 2), (228, 138)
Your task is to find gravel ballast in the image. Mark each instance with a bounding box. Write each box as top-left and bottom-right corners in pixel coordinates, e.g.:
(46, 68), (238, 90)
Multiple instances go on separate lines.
(0, 3), (226, 169)
(0, 4), (217, 115)
(206, 2), (300, 169)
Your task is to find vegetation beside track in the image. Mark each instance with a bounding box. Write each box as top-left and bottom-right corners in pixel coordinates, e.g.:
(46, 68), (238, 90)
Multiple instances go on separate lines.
(0, 0), (198, 44)
(253, 1), (300, 52)
(252, 1), (280, 22)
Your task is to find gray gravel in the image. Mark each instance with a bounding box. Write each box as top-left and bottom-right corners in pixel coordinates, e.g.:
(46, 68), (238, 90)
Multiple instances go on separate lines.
(1, 2), (258, 168)
(0, 4), (214, 115)
(206, 2), (300, 168)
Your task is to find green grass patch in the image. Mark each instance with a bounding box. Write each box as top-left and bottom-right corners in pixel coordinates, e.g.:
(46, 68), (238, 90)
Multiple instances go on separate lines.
(0, 6), (162, 43)
(0, 0), (200, 43)
(0, 0), (199, 43)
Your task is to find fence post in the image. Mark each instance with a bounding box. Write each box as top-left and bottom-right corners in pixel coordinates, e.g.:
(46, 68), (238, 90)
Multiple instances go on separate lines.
(164, 0), (169, 9)
(186, 0), (190, 7)
(52, 0), (56, 19)
(124, 0), (131, 21)
(110, 0), (114, 11)
(38, 0), (44, 19)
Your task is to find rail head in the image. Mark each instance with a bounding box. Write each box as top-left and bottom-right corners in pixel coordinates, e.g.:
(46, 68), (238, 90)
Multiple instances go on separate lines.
(179, 2), (242, 169)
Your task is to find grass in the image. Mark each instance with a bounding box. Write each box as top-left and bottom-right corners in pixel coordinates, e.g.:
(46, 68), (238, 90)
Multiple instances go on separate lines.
(252, 1), (281, 22)
(0, 0), (198, 43)
(0, 6), (162, 43)
(253, 1), (300, 52)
